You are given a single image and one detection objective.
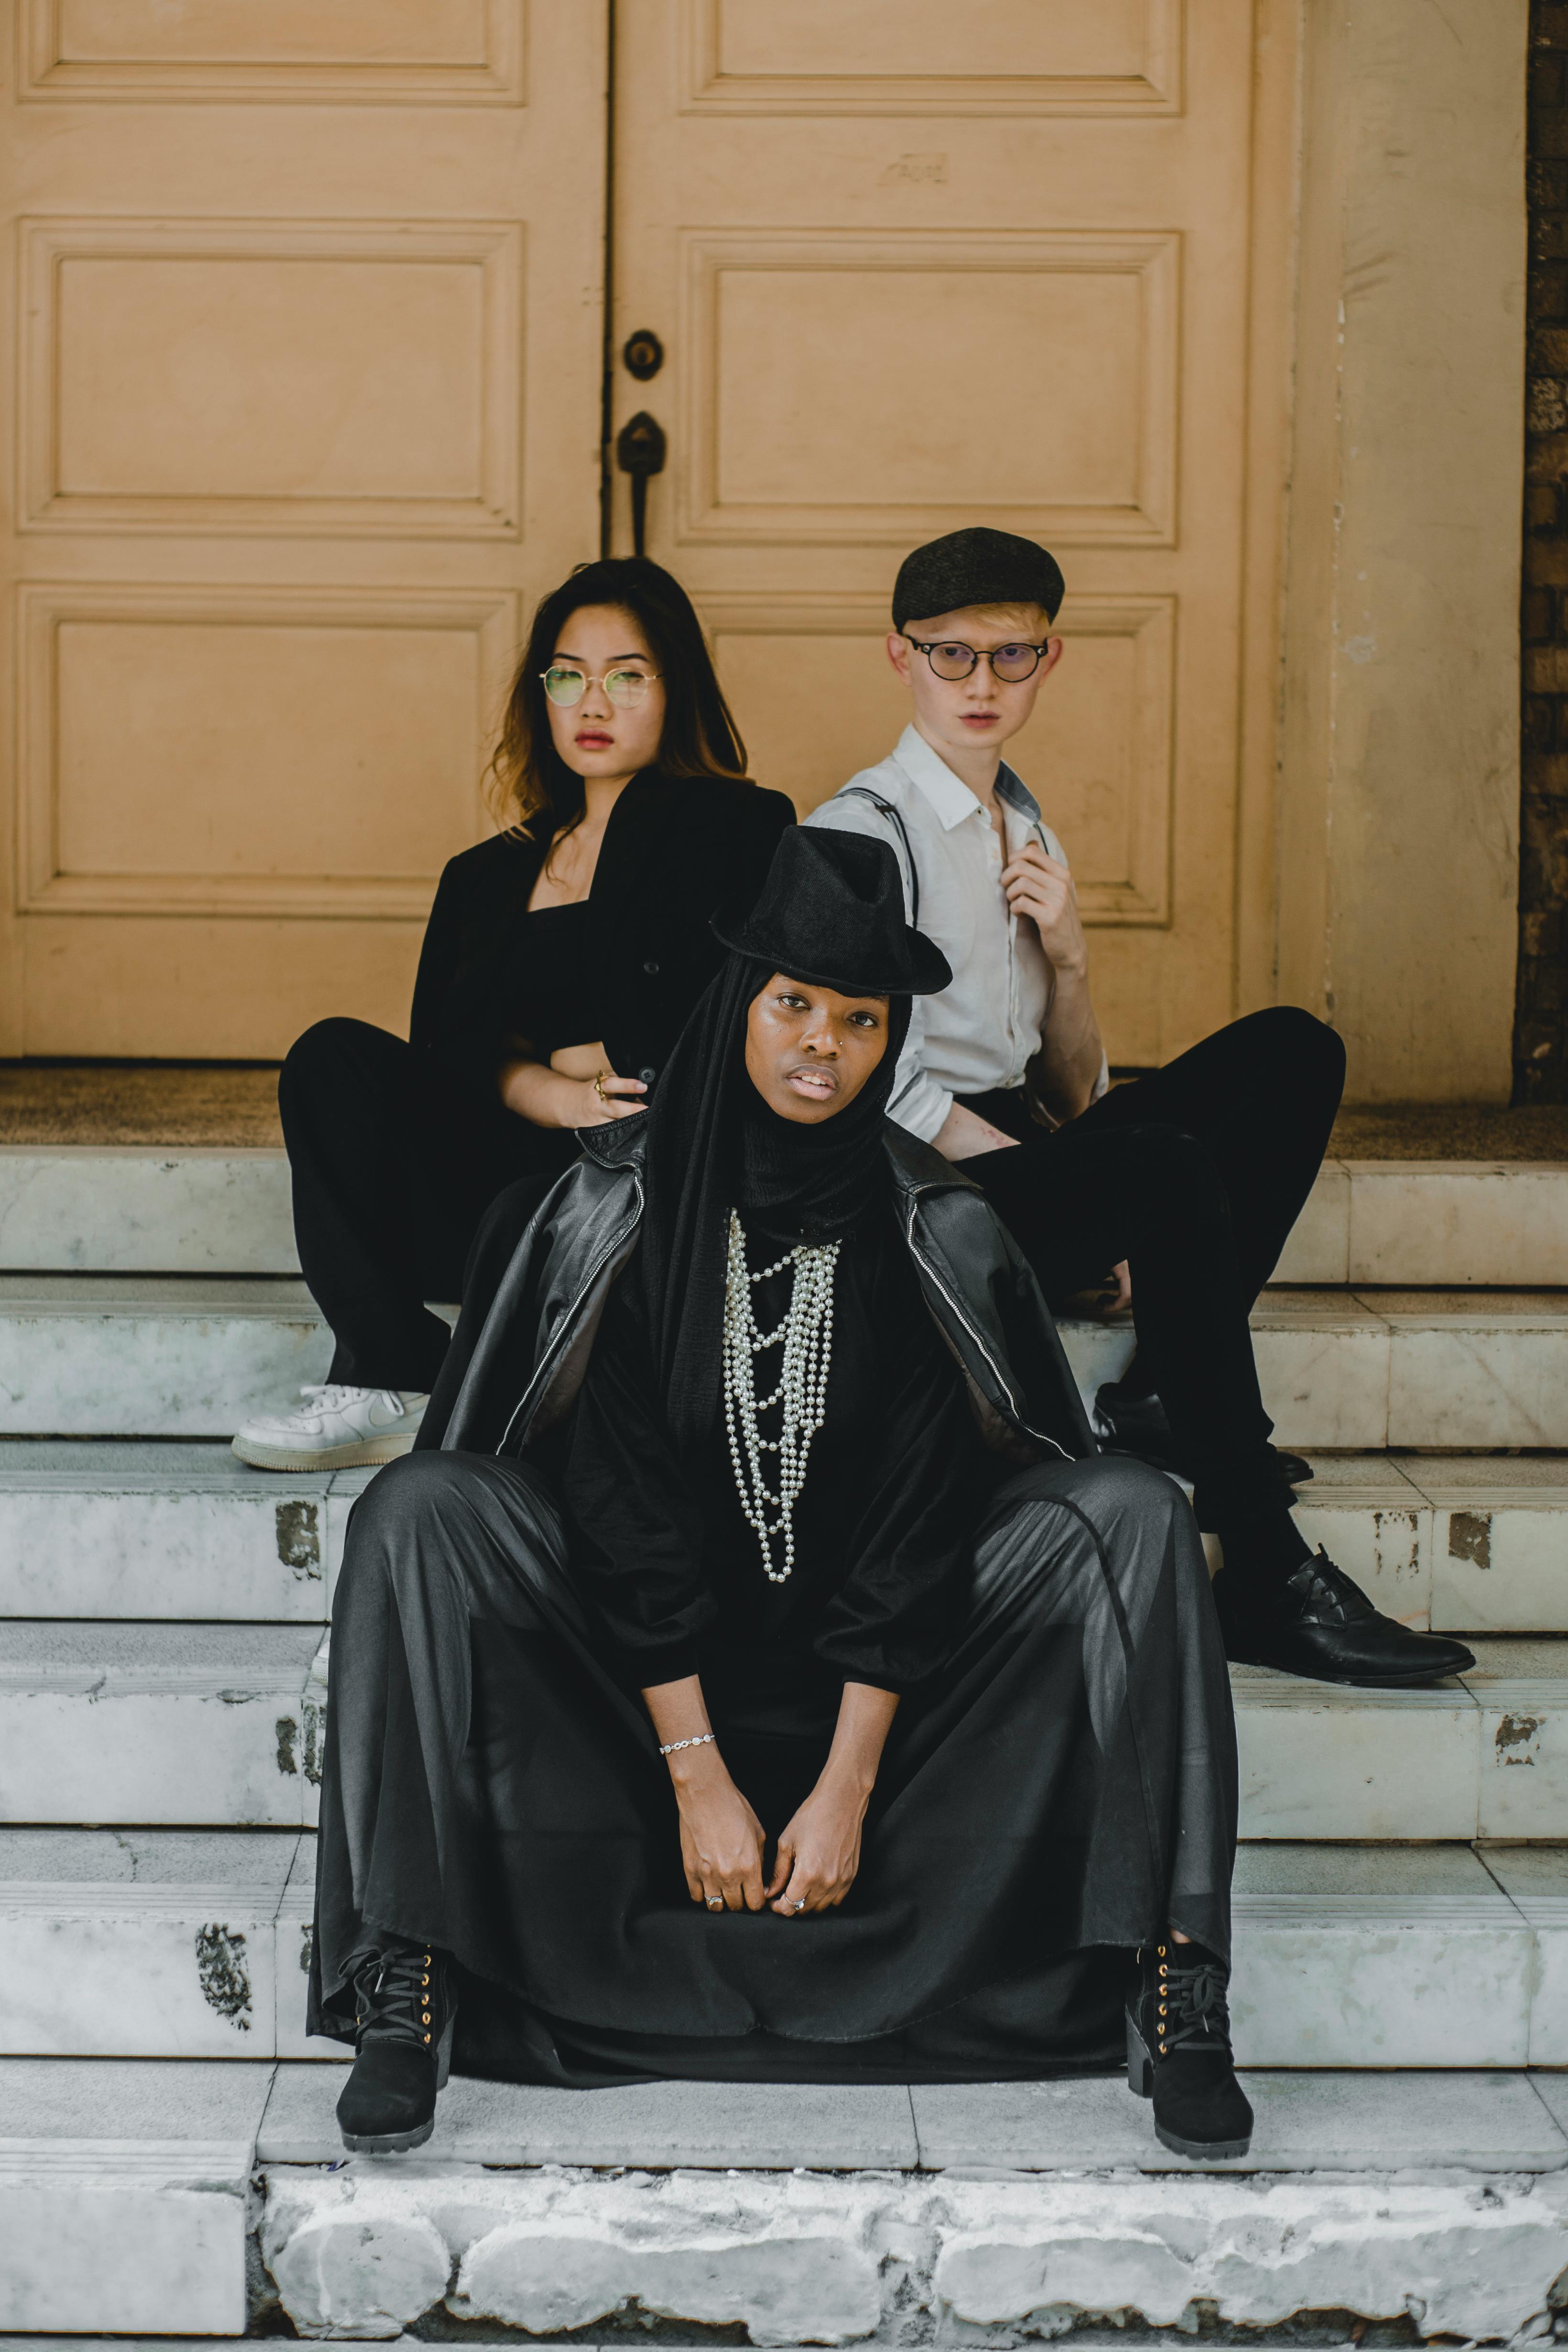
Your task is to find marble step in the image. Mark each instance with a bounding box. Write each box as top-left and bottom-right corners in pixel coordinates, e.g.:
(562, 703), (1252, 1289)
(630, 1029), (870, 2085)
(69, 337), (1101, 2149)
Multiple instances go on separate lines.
(1, 1620), (1561, 1839)
(1, 1832), (1562, 2070)
(3, 1442), (1564, 1634)
(0, 1275), (467, 1438)
(1062, 1287), (1568, 1451)
(2, 2064), (1567, 2344)
(0, 1623), (327, 1828)
(7, 1274), (1568, 1451)
(0, 1440), (373, 1622)
(7, 1144), (1568, 1287)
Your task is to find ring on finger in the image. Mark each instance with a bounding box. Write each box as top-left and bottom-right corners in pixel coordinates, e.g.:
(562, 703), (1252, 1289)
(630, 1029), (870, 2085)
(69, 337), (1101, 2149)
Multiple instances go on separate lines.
(706, 1895), (723, 1910)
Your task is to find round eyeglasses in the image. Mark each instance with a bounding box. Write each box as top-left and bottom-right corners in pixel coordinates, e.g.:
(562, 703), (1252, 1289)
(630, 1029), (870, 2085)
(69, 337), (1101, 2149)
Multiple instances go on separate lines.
(904, 636), (1050, 684)
(541, 664), (660, 709)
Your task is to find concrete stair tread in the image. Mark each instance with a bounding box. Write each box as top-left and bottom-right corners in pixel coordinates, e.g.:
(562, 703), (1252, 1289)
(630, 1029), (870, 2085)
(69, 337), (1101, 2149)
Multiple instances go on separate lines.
(0, 2051), (1561, 2173)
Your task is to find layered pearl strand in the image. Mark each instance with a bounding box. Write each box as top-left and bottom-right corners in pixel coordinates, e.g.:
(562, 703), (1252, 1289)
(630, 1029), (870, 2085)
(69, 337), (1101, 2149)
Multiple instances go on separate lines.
(722, 1209), (840, 1584)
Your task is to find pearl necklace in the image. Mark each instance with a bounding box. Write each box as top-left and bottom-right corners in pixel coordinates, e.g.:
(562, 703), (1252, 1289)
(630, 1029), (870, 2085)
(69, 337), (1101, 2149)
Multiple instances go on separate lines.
(722, 1209), (840, 1585)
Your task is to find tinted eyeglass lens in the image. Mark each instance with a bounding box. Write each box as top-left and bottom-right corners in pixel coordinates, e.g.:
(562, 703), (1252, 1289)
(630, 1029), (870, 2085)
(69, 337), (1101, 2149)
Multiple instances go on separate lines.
(603, 668), (651, 707)
(926, 643), (979, 681)
(543, 666), (587, 705)
(991, 644), (1044, 681)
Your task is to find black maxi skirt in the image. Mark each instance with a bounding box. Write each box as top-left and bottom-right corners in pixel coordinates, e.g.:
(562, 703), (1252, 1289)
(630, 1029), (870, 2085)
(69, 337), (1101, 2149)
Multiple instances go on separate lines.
(309, 1449), (1237, 2086)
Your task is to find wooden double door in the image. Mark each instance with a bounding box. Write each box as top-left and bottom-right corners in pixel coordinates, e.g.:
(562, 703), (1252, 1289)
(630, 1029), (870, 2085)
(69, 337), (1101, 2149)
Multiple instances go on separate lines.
(1, 2), (1278, 1066)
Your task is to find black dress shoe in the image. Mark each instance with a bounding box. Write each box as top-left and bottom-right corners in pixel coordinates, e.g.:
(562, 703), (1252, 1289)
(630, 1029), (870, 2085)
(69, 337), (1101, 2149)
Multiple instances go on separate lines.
(1212, 1548), (1476, 1688)
(1126, 1939), (1252, 2160)
(337, 1939), (456, 2154)
(1093, 1385), (1312, 1488)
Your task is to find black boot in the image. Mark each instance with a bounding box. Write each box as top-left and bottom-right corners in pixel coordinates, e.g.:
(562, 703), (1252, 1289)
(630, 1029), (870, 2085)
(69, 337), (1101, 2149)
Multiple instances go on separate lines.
(1126, 1939), (1252, 2160)
(1213, 1548), (1475, 1688)
(1094, 1384), (1312, 1489)
(336, 1939), (456, 2154)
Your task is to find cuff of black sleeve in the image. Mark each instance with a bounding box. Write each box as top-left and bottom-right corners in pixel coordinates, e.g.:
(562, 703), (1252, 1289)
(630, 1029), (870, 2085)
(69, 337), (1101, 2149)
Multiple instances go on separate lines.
(618, 1639), (702, 1693)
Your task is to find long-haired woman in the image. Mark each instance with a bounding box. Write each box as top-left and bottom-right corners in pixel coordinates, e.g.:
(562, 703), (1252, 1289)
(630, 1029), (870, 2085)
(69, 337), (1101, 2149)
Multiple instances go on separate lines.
(232, 557), (792, 1471)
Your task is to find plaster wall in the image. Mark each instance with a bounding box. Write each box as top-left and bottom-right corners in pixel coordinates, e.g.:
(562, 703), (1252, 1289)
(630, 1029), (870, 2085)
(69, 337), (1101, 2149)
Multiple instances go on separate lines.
(1277, 0), (1527, 1100)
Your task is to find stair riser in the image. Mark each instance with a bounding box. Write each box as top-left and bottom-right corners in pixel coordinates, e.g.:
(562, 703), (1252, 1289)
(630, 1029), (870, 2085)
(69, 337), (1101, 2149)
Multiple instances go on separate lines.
(10, 1151), (1568, 1289)
(3, 1469), (1562, 1630)
(10, 1299), (1568, 1450)
(1290, 1495), (1568, 1635)
(0, 1300), (328, 1437)
(1, 1905), (335, 2062)
(0, 1148), (296, 1276)
(5, 1681), (1558, 1838)
(0, 1485), (345, 1622)
(1062, 1319), (1568, 1451)
(0, 1690), (321, 1828)
(2, 1900), (1558, 2069)
(1236, 1690), (1568, 1839)
(0, 2170), (247, 2336)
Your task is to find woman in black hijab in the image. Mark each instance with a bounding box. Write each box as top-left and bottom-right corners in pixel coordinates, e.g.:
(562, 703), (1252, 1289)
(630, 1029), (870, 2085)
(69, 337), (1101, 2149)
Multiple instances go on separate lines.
(310, 830), (1249, 2168)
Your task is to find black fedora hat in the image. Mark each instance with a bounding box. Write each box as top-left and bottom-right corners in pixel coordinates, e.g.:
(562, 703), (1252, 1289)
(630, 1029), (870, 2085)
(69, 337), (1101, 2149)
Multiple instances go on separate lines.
(713, 828), (951, 996)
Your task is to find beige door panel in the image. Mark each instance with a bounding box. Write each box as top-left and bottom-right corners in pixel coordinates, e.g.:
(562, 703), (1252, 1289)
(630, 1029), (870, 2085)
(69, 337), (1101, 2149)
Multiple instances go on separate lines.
(612, 0), (1270, 1071)
(2, 2), (605, 1057)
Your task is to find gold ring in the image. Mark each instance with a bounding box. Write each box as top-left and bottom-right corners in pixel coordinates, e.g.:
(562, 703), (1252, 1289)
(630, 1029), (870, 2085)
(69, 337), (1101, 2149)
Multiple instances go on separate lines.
(593, 1069), (609, 1103)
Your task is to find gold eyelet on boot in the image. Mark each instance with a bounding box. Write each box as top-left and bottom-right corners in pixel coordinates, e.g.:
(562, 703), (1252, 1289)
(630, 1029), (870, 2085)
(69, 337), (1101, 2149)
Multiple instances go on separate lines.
(423, 2032), (431, 2044)
(1157, 1945), (1166, 1957)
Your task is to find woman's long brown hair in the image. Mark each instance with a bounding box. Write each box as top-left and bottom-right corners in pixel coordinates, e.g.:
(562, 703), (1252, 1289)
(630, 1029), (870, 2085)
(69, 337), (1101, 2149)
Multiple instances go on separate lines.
(486, 558), (749, 841)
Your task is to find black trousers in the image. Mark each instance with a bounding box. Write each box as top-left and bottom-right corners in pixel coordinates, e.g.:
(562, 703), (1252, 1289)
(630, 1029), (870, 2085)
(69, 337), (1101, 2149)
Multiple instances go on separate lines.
(963, 1006), (1346, 1536)
(279, 1018), (580, 1393)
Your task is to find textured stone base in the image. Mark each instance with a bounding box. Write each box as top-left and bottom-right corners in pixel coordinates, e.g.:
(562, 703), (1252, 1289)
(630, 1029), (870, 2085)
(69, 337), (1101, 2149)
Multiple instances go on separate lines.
(258, 2159), (1568, 2345)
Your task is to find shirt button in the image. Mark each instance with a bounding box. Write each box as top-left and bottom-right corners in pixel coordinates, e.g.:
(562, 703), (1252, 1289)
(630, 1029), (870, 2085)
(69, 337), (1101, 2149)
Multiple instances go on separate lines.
(639, 1067), (657, 1084)
(643, 958), (659, 975)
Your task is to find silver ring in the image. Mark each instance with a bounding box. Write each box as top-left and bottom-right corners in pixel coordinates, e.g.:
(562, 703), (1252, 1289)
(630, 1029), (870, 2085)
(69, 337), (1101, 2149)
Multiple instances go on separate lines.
(790, 1900), (805, 1912)
(706, 1896), (723, 1910)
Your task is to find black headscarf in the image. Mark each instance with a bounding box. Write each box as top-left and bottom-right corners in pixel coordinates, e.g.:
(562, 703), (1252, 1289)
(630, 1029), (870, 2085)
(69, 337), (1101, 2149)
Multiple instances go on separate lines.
(638, 954), (912, 1456)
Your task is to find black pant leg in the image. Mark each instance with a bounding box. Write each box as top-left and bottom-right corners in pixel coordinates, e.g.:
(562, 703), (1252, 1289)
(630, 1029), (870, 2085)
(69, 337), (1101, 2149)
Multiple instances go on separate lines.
(966, 1118), (1287, 1530)
(279, 1018), (575, 1392)
(1072, 1007), (1345, 1305)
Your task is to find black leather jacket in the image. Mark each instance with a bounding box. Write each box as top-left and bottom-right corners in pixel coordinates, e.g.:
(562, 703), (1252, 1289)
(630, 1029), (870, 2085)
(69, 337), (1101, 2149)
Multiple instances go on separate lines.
(438, 1117), (1095, 1469)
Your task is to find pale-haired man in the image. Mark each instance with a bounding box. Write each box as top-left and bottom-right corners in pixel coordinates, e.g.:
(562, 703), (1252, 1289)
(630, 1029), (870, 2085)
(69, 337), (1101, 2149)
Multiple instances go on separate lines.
(806, 526), (1469, 1691)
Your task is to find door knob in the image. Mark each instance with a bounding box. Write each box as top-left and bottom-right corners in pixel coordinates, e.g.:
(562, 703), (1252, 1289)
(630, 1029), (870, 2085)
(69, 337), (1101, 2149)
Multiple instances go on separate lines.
(615, 411), (667, 559)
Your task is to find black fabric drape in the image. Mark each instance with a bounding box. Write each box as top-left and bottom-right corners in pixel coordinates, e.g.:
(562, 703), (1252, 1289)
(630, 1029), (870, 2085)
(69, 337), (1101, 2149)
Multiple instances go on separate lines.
(960, 1006), (1346, 1536)
(310, 1444), (1236, 2085)
(561, 1213), (985, 1693)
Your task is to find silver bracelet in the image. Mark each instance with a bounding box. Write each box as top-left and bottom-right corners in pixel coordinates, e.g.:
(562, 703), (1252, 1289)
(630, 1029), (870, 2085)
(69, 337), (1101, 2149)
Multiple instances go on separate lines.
(658, 1732), (716, 1757)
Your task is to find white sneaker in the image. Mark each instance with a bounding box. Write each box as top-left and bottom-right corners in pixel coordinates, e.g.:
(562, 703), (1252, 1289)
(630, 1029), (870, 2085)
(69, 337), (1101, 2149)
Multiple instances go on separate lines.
(231, 1385), (428, 1472)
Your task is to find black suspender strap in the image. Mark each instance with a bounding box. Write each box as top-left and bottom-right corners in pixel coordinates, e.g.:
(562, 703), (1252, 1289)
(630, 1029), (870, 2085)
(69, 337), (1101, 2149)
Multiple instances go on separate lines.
(837, 787), (920, 930)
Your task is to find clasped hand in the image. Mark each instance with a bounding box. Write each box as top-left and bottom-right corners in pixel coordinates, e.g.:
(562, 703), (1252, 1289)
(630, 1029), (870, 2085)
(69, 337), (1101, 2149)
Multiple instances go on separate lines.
(674, 1746), (866, 1917)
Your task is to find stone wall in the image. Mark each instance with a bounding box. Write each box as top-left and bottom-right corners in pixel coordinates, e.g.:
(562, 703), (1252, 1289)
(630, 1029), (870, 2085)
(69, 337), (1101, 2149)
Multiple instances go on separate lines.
(1521, 1), (1568, 1099)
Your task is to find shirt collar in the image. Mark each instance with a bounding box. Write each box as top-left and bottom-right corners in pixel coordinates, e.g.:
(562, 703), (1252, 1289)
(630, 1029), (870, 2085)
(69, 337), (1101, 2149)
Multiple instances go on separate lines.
(893, 725), (1041, 835)
(892, 725), (987, 832)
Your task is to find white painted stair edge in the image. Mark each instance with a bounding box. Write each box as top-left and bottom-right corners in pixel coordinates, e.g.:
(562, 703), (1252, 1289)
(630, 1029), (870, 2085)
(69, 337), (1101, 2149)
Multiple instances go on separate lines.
(3, 1144), (1568, 1286)
(7, 1276), (1568, 1449)
(4, 1443), (1564, 1633)
(4, 2059), (1568, 2341)
(1, 1831), (1563, 2070)
(1, 1625), (1565, 1841)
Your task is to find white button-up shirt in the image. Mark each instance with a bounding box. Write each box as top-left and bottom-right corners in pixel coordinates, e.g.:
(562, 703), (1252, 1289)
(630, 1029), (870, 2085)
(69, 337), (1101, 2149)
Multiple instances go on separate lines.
(804, 725), (1108, 1143)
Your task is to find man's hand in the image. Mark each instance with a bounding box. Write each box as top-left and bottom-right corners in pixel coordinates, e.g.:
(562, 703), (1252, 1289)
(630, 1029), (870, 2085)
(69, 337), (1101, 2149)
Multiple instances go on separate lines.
(767, 1776), (869, 1914)
(672, 1744), (768, 1912)
(1002, 841), (1089, 977)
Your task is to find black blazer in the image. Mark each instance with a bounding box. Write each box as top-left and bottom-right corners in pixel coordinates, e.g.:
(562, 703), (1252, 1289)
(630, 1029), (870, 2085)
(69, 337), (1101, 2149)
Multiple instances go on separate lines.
(409, 771), (794, 1101)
